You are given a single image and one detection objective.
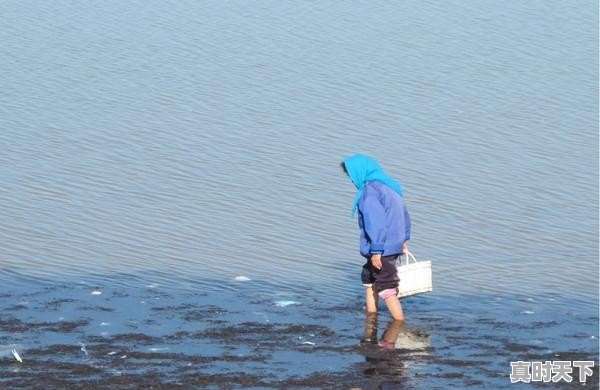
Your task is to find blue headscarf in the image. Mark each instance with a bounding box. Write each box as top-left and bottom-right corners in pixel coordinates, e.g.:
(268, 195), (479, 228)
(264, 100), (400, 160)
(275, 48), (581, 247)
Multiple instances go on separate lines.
(342, 154), (405, 216)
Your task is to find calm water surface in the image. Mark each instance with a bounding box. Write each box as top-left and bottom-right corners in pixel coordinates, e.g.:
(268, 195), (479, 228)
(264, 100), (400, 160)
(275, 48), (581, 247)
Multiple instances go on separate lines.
(0, 1), (597, 388)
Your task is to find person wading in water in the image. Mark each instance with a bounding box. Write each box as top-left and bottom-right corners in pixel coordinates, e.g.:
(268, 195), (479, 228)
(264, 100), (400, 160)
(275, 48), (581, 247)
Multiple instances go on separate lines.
(341, 154), (411, 321)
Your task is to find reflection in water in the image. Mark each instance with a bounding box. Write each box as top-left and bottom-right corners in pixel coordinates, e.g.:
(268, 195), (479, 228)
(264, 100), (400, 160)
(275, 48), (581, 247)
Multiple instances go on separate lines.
(393, 323), (431, 355)
(362, 314), (431, 352)
(379, 320), (406, 350)
(360, 313), (432, 385)
(361, 313), (379, 345)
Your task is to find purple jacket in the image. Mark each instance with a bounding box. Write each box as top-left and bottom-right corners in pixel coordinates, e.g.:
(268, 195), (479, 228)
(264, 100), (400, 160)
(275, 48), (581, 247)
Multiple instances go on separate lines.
(357, 181), (411, 257)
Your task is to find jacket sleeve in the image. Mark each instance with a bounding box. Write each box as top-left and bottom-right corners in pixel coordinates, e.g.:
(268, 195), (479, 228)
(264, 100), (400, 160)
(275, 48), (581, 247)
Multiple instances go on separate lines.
(358, 188), (387, 254)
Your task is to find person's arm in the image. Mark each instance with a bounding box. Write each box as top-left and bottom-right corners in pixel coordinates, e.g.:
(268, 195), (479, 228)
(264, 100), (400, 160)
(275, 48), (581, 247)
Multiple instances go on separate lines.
(359, 187), (387, 269)
(403, 204), (411, 253)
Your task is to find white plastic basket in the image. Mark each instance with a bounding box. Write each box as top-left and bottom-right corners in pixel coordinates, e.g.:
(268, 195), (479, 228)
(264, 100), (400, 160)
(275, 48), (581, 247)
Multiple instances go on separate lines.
(396, 251), (432, 298)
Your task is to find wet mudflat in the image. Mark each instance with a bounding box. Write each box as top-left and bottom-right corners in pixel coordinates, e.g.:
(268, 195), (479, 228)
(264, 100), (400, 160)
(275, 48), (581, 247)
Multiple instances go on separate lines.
(0, 274), (597, 389)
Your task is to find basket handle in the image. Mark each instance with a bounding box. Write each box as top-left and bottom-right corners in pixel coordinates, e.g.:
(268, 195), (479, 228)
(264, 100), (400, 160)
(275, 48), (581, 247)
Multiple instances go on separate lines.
(404, 251), (417, 264)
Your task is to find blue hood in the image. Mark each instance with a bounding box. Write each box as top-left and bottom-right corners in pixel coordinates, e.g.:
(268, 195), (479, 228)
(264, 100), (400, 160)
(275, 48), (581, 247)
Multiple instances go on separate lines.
(343, 154), (404, 216)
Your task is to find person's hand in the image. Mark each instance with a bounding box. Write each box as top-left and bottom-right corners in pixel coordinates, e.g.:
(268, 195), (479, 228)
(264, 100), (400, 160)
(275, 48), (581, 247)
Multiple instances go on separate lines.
(403, 242), (409, 254)
(371, 253), (382, 270)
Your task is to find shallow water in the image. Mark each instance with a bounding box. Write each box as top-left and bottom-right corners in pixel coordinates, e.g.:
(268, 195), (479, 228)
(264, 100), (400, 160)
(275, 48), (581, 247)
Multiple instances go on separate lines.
(0, 0), (598, 388)
(0, 274), (597, 389)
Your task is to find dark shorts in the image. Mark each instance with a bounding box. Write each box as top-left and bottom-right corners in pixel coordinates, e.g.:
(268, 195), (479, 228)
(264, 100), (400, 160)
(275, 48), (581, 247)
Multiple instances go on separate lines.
(361, 254), (399, 291)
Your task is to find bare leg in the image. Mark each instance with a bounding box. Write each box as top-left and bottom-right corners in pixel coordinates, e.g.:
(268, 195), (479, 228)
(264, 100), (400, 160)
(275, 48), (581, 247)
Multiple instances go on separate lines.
(380, 319), (405, 349)
(365, 285), (378, 313)
(362, 312), (378, 344)
(384, 296), (405, 321)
